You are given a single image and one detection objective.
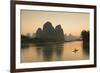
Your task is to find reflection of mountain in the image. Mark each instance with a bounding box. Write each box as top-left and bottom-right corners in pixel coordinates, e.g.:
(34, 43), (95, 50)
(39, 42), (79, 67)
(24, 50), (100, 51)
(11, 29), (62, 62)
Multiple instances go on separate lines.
(35, 21), (64, 42)
(35, 42), (64, 61)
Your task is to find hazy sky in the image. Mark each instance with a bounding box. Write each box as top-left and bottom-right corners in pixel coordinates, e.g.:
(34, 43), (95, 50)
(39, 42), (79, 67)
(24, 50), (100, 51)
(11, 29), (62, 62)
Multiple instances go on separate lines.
(21, 10), (90, 36)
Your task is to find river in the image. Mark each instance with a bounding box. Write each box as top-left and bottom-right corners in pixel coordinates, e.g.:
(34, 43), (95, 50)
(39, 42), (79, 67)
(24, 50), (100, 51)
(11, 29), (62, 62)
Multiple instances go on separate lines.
(21, 41), (89, 63)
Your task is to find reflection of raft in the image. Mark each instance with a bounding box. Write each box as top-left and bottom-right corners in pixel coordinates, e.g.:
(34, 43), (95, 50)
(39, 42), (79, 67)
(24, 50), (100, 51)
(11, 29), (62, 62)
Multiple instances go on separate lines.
(72, 49), (79, 53)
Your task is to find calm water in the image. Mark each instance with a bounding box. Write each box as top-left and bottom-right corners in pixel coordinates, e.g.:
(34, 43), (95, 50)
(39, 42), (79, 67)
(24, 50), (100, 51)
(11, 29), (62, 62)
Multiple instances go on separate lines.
(21, 41), (89, 63)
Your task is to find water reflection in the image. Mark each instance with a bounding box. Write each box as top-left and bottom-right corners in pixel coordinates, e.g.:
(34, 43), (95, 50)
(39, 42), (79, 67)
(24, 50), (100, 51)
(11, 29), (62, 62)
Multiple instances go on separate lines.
(21, 43), (30, 49)
(21, 41), (89, 63)
(21, 42), (64, 62)
(35, 42), (64, 61)
(82, 42), (89, 55)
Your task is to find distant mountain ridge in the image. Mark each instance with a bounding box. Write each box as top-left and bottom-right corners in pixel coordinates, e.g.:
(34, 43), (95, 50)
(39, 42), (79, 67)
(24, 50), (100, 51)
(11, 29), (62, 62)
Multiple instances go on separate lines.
(64, 34), (82, 42)
(21, 21), (84, 43)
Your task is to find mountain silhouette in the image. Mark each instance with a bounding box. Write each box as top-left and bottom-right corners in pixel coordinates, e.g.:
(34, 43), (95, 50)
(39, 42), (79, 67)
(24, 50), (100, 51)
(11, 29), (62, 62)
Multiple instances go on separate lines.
(35, 21), (64, 42)
(36, 28), (43, 39)
(55, 24), (64, 41)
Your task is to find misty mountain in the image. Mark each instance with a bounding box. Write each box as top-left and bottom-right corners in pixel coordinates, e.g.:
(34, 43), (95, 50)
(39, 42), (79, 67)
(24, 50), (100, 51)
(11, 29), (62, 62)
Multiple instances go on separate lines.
(64, 34), (82, 41)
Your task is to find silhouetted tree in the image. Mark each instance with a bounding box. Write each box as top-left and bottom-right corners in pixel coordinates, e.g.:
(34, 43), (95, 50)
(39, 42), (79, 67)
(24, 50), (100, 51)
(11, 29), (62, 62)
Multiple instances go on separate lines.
(81, 30), (89, 42)
(21, 35), (33, 43)
(81, 30), (89, 54)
